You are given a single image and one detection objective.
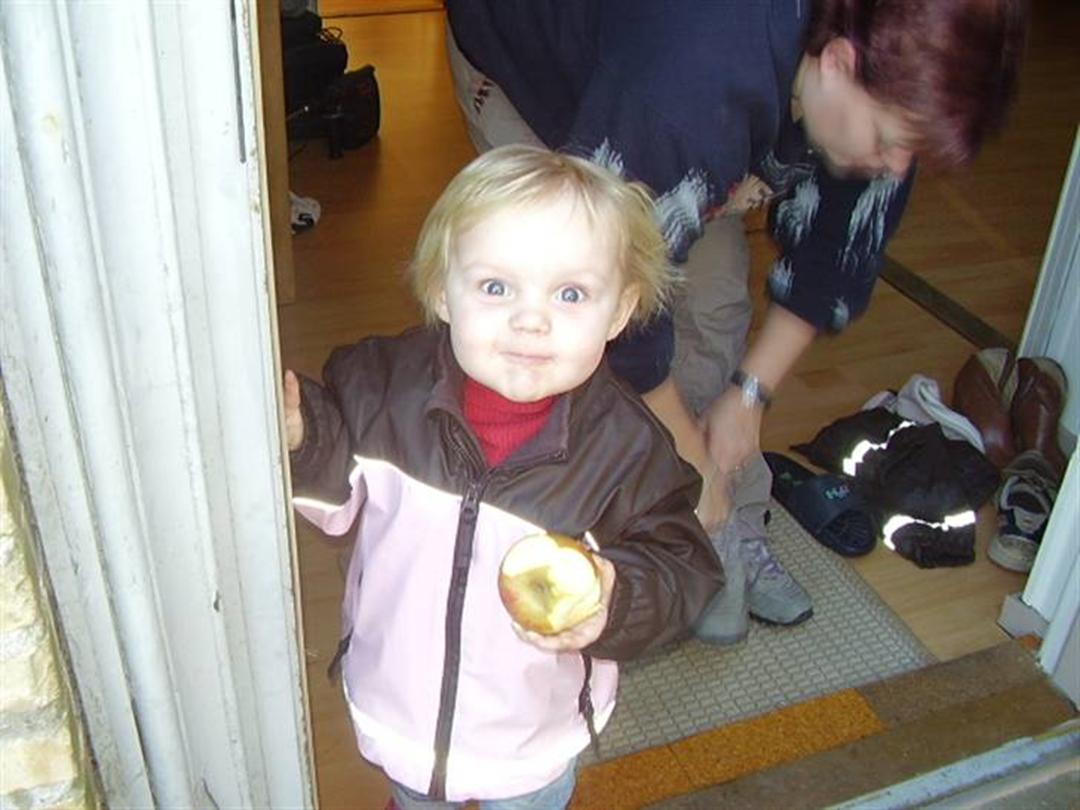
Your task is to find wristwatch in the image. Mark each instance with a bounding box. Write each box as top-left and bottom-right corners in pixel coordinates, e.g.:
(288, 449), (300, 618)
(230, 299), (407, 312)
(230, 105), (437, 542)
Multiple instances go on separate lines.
(729, 369), (773, 410)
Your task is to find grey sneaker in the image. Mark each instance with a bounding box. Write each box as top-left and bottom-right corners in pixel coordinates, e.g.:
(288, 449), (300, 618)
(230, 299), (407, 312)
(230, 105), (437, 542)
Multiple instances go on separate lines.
(743, 536), (813, 625)
(989, 450), (1058, 573)
(693, 525), (749, 645)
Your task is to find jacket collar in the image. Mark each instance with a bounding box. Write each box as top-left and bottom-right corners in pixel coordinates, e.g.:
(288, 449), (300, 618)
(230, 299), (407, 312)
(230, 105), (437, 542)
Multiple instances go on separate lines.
(425, 325), (580, 467)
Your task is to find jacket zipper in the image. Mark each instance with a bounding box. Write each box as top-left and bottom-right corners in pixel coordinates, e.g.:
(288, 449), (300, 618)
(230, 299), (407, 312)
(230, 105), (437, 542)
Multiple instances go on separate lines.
(428, 428), (490, 799)
(427, 422), (567, 798)
(578, 654), (601, 757)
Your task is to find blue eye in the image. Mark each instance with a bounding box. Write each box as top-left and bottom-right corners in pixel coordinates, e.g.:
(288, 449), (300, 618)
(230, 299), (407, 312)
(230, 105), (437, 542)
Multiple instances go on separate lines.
(558, 286), (585, 304)
(480, 279), (507, 296)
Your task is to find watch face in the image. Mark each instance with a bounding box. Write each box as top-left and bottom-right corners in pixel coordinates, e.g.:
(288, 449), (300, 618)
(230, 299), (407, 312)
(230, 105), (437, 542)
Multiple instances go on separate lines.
(732, 370), (770, 408)
(741, 378), (760, 408)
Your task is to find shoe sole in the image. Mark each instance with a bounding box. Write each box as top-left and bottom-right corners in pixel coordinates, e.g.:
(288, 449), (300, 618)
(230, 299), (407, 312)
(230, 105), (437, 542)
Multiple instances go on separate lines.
(988, 534), (1037, 573)
(695, 628), (749, 646)
(750, 607), (814, 627)
(987, 544), (1034, 573)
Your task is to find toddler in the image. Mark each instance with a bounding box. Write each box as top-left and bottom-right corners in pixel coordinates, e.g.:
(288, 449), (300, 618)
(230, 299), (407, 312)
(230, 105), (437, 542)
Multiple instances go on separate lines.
(284, 145), (722, 809)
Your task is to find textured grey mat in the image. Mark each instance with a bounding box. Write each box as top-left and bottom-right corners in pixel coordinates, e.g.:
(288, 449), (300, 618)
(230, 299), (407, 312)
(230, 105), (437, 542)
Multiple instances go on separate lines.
(580, 501), (935, 766)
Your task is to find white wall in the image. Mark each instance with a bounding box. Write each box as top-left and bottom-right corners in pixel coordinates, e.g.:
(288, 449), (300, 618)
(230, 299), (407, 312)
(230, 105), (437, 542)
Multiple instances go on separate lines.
(1016, 127), (1080, 705)
(1021, 127), (1080, 443)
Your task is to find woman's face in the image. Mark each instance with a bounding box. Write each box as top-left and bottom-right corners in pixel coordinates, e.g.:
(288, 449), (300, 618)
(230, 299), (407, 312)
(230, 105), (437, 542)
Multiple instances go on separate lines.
(798, 39), (919, 180)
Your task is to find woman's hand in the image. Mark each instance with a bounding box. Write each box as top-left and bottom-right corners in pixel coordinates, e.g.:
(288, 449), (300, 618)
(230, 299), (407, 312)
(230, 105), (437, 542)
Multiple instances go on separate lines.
(283, 370), (304, 451)
(694, 462), (735, 534)
(702, 385), (764, 476)
(512, 553), (616, 653)
(701, 304), (816, 476)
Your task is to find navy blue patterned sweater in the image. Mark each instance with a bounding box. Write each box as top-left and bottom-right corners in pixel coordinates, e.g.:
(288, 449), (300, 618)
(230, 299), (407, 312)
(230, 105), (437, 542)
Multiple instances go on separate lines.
(447, 0), (913, 333)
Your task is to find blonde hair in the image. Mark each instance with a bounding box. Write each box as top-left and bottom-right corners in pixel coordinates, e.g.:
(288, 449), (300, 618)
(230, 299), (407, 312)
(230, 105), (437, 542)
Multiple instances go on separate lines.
(407, 144), (672, 324)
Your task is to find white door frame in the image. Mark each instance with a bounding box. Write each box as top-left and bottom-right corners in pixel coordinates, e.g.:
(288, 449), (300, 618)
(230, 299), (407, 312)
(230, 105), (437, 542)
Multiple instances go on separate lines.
(1, 1), (312, 806)
(997, 128), (1080, 705)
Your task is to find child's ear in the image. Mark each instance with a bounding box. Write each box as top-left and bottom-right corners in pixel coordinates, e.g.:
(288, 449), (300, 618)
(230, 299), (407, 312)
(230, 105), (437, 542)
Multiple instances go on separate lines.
(607, 285), (640, 340)
(434, 288), (451, 324)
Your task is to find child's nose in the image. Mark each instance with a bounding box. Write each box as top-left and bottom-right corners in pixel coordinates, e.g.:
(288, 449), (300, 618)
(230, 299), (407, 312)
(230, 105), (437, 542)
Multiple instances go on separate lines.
(510, 303), (550, 333)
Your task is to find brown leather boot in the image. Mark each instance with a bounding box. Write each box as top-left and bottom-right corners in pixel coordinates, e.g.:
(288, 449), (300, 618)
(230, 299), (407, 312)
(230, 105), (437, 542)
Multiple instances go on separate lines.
(952, 349), (1016, 470)
(1011, 357), (1068, 480)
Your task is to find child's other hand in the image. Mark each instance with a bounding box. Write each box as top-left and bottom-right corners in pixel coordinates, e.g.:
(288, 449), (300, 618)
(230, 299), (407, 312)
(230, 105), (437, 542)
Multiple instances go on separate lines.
(283, 370), (304, 451)
(512, 554), (616, 653)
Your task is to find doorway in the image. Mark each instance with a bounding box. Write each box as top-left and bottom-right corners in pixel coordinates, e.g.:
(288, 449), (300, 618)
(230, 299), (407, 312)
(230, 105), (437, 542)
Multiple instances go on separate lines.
(267, 5), (1079, 808)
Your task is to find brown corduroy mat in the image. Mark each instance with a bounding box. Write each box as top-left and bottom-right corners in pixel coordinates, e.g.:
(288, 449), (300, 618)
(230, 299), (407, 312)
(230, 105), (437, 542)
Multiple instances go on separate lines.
(579, 501), (935, 769)
(572, 642), (1076, 810)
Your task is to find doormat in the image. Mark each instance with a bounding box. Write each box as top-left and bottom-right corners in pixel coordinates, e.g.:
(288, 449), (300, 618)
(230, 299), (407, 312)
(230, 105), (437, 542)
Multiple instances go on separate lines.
(580, 501), (935, 766)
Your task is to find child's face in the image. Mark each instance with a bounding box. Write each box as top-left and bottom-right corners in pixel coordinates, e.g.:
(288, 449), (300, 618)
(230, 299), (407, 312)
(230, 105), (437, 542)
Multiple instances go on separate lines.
(437, 192), (639, 403)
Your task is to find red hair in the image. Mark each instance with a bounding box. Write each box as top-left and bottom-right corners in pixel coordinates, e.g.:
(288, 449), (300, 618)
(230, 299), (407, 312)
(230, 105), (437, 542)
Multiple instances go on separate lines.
(805, 0), (1029, 167)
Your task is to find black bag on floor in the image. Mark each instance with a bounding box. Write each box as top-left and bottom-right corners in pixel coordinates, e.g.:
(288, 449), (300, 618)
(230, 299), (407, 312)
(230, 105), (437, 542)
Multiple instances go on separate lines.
(281, 13), (348, 115)
(288, 66), (381, 157)
(281, 11), (380, 158)
(281, 9), (322, 51)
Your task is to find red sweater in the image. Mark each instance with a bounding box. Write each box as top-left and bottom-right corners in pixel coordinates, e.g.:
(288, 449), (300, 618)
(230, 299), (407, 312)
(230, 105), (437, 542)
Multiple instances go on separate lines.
(463, 378), (555, 466)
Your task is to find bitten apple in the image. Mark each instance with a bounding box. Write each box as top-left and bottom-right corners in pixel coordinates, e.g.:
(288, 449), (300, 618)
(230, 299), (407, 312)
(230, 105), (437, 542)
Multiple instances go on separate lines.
(498, 533), (603, 636)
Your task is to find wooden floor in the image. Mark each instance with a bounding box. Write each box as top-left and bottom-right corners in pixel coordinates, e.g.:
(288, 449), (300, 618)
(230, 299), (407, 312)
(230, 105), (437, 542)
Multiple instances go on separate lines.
(319, 0), (443, 20)
(277, 4), (1078, 807)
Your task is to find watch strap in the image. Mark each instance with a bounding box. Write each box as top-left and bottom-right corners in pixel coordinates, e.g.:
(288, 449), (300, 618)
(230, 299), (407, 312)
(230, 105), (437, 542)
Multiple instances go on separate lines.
(729, 369), (773, 409)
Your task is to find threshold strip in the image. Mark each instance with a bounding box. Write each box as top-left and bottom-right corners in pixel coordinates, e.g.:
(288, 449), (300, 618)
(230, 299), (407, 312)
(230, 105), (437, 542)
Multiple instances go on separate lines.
(879, 256), (1017, 353)
(830, 719), (1080, 810)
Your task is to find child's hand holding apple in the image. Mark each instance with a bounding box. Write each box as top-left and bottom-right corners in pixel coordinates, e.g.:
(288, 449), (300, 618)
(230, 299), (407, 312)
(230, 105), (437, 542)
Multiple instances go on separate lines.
(498, 533), (615, 652)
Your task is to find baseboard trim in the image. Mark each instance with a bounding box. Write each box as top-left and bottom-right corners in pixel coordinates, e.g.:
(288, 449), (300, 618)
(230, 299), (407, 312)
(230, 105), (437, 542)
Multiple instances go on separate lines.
(880, 256), (1017, 353)
(999, 592), (1050, 640)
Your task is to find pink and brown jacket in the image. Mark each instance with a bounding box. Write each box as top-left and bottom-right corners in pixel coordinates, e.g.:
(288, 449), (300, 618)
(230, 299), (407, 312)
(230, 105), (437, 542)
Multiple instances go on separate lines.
(290, 326), (722, 801)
